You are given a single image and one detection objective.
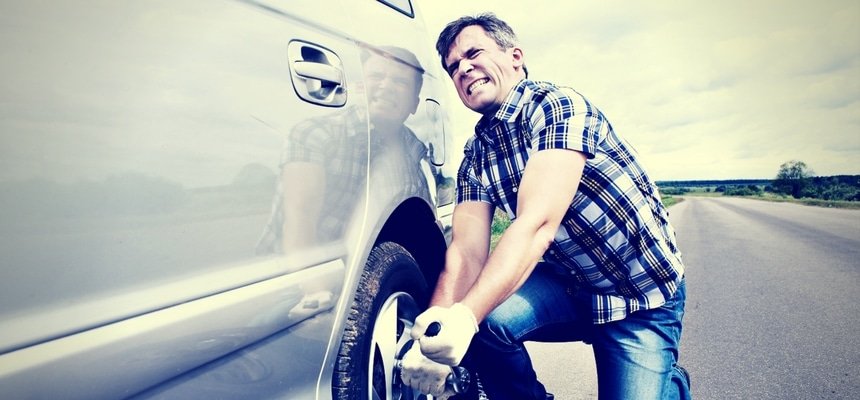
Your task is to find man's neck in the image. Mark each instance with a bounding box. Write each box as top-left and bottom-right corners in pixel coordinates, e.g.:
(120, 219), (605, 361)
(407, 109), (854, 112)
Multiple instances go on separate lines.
(477, 78), (528, 119)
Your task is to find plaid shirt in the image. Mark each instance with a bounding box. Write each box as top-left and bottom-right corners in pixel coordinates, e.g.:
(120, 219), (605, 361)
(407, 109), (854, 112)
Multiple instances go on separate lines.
(256, 106), (369, 254)
(257, 106), (430, 254)
(457, 79), (685, 324)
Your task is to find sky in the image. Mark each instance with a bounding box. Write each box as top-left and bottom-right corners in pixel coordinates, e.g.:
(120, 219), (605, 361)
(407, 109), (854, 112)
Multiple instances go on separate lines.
(417, 0), (860, 181)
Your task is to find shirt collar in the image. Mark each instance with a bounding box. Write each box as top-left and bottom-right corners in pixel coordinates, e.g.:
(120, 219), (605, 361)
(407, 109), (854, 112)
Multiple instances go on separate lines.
(475, 79), (531, 146)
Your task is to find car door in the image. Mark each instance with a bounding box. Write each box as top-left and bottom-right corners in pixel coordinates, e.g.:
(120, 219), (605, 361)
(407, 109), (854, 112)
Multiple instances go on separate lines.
(0, 0), (367, 398)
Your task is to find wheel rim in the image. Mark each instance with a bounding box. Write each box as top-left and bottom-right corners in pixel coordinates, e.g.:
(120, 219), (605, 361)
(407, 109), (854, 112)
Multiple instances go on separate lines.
(368, 291), (424, 400)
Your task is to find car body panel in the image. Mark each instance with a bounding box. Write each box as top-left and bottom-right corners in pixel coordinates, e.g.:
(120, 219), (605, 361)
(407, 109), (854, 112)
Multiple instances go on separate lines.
(0, 0), (456, 398)
(0, 258), (343, 399)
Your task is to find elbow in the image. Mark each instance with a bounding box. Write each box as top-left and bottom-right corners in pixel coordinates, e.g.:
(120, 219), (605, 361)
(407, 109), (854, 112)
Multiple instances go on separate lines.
(534, 223), (557, 253)
(513, 215), (558, 255)
(445, 243), (487, 274)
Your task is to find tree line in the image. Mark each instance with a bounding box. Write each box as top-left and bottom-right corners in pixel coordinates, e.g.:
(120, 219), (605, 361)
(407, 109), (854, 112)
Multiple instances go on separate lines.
(657, 160), (860, 202)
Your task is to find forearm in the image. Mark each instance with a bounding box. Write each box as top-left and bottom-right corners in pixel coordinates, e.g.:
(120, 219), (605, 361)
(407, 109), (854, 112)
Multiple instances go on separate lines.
(461, 216), (557, 322)
(457, 150), (585, 322)
(281, 193), (322, 250)
(280, 162), (324, 250)
(430, 243), (485, 307)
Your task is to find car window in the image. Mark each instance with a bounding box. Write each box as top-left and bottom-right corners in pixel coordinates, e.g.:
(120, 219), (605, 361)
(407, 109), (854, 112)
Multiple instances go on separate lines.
(377, 0), (414, 17)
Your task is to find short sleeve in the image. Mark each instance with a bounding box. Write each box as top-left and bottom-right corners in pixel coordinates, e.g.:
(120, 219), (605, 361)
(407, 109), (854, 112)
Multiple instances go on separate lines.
(281, 122), (327, 165)
(456, 138), (492, 204)
(527, 88), (605, 158)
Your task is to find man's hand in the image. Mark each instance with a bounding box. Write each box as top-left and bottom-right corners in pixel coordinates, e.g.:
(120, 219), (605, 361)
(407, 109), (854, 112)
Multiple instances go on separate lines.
(411, 303), (478, 366)
(400, 345), (455, 398)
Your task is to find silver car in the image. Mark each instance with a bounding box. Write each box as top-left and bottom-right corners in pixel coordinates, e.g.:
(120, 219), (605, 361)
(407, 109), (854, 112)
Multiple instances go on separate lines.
(0, 1), (457, 398)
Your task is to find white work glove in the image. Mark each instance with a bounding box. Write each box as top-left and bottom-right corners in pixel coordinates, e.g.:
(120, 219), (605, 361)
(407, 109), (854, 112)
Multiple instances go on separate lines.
(411, 303), (479, 366)
(399, 344), (455, 399)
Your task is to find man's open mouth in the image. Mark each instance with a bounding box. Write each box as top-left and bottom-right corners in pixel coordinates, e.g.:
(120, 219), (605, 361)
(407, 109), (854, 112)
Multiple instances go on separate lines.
(467, 78), (490, 95)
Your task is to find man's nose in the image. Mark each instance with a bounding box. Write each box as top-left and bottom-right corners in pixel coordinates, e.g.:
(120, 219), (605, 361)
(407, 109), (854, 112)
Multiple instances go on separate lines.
(375, 75), (393, 91)
(455, 61), (474, 78)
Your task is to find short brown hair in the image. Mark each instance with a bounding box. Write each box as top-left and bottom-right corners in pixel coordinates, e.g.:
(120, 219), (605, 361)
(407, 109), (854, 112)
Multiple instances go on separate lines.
(435, 13), (527, 77)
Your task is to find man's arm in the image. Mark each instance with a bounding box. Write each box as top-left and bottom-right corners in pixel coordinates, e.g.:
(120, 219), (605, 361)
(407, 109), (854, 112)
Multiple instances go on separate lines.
(430, 201), (495, 307)
(413, 148), (586, 365)
(461, 149), (586, 321)
(281, 162), (325, 250)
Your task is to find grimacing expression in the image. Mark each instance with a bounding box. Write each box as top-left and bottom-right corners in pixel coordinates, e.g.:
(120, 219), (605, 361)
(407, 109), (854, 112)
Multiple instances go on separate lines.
(444, 25), (524, 115)
(364, 54), (421, 128)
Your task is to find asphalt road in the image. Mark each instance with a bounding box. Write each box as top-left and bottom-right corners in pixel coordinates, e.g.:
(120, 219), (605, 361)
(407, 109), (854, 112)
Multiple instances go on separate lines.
(526, 196), (860, 399)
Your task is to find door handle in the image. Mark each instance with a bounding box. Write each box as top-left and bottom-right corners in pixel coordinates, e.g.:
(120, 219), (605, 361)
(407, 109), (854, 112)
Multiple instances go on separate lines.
(288, 41), (347, 107)
(293, 61), (343, 86)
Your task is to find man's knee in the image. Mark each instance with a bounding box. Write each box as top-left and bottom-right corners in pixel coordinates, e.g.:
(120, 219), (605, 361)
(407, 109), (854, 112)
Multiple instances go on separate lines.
(474, 296), (533, 349)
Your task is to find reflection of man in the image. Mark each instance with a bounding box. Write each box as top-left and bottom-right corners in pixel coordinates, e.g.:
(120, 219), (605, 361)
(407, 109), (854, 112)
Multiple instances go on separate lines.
(256, 46), (428, 254)
(363, 47), (433, 202)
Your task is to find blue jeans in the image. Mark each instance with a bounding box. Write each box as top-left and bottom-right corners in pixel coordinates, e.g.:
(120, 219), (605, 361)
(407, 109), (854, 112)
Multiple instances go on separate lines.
(464, 263), (690, 400)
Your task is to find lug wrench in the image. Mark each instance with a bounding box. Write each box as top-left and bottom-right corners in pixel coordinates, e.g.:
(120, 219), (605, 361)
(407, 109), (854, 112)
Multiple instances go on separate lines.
(394, 322), (471, 394)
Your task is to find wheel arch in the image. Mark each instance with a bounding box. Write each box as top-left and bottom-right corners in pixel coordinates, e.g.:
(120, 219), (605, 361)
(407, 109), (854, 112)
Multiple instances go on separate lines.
(374, 197), (447, 291)
(319, 196), (450, 399)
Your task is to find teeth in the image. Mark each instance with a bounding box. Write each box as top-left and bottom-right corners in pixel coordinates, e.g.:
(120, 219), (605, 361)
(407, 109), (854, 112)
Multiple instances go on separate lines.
(468, 78), (489, 94)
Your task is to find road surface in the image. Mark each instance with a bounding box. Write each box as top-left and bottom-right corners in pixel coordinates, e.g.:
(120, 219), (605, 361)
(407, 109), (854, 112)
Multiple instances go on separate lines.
(526, 196), (860, 399)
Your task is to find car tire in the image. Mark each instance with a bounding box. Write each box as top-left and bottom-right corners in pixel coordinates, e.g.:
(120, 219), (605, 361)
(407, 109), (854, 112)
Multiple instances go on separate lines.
(333, 242), (430, 399)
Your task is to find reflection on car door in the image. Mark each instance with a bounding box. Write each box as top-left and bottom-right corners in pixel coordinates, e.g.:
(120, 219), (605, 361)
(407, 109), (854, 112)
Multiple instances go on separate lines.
(0, 0), (367, 398)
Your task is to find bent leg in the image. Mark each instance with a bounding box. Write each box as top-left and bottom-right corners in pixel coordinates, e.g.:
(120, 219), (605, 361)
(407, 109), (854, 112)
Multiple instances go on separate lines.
(467, 265), (592, 400)
(592, 281), (689, 400)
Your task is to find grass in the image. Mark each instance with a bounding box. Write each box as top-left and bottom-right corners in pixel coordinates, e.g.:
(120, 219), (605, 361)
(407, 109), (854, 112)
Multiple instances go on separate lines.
(490, 210), (512, 250)
(661, 195), (683, 207)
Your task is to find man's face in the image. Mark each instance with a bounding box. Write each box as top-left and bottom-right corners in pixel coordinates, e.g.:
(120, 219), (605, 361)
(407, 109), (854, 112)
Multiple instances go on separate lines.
(444, 25), (523, 115)
(363, 54), (420, 129)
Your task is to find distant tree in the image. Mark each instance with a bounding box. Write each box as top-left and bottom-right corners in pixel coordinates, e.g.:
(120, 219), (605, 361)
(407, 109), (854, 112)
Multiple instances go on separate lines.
(660, 187), (690, 195)
(723, 185), (760, 196)
(773, 160), (814, 198)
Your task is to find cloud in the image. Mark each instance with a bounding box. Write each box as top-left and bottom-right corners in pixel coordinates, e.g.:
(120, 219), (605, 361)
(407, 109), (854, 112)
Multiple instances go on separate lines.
(421, 0), (860, 179)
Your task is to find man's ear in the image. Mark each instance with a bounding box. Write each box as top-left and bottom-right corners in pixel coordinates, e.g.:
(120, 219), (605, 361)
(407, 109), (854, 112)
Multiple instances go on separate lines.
(511, 47), (525, 71)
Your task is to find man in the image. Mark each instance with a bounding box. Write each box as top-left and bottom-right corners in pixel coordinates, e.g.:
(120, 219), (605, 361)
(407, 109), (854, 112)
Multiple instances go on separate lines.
(401, 13), (691, 400)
